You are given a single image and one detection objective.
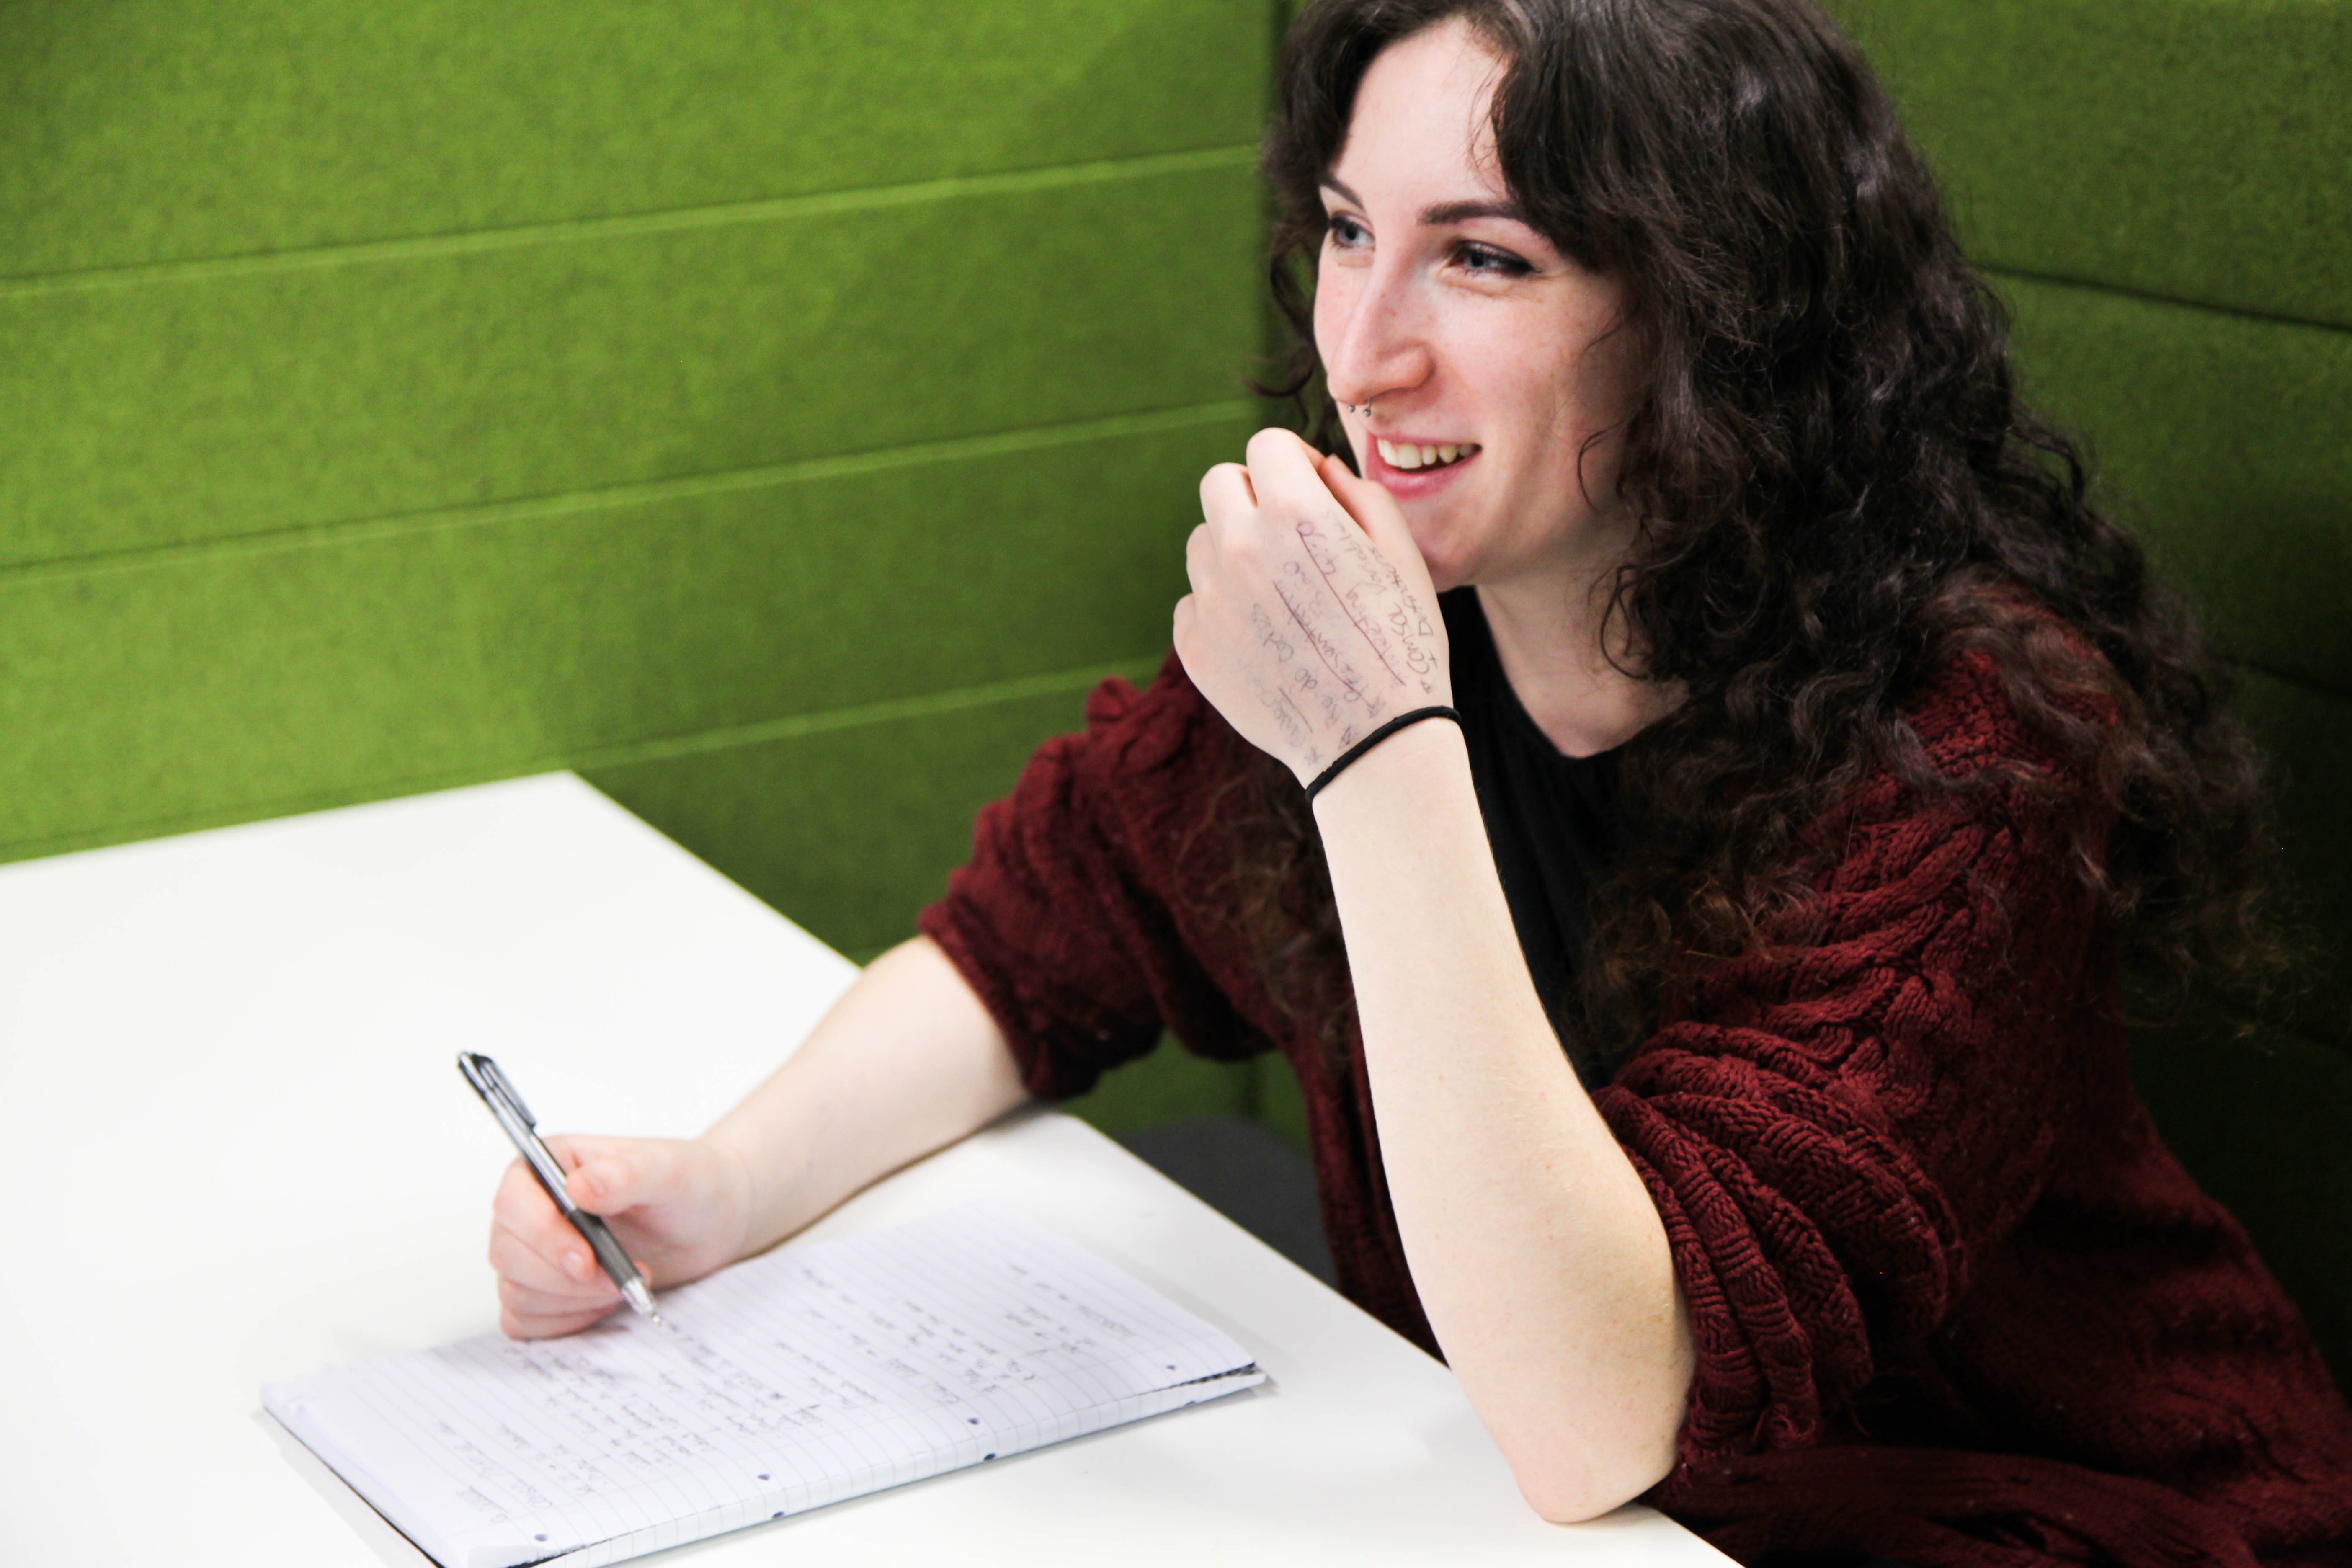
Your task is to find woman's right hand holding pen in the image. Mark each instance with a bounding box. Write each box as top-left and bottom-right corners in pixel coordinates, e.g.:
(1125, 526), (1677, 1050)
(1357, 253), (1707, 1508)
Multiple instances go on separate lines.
(487, 1133), (754, 1338)
(485, 935), (1032, 1340)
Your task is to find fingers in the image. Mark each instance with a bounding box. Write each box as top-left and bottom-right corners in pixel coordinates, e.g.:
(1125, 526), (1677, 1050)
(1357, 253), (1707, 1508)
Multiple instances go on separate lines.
(1242, 427), (1346, 521)
(488, 1158), (599, 1290)
(491, 1217), (614, 1297)
(499, 1283), (620, 1341)
(1243, 425), (1322, 480)
(488, 1165), (625, 1340)
(495, 1247), (619, 1318)
(486, 1133), (733, 1341)
(1204, 433), (1354, 540)
(1199, 462), (1255, 524)
(487, 1148), (640, 1308)
(1238, 428), (1406, 571)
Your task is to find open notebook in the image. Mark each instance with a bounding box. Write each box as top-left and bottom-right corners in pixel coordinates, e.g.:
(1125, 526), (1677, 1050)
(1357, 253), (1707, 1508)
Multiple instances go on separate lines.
(264, 1201), (1264, 1568)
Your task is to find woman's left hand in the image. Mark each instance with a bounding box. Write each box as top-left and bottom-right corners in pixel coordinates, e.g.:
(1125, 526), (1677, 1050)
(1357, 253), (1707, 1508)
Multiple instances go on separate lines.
(1175, 428), (1452, 786)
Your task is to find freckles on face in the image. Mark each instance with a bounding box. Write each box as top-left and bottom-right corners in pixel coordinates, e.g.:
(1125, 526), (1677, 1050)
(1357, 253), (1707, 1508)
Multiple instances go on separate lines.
(1311, 18), (1643, 592)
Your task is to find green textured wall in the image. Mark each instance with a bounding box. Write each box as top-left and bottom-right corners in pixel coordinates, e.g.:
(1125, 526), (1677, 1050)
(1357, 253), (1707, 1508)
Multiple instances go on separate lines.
(1829, 0), (2352, 1381)
(0, 4), (1265, 888)
(0, 0), (1281, 1130)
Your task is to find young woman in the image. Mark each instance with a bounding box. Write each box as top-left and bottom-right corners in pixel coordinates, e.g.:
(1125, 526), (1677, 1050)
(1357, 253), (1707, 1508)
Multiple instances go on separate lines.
(487, 1), (2352, 1559)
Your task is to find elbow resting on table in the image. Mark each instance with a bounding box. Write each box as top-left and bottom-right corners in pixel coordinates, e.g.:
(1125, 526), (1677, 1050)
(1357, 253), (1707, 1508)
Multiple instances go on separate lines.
(1482, 1306), (1695, 1525)
(1506, 1421), (1683, 1525)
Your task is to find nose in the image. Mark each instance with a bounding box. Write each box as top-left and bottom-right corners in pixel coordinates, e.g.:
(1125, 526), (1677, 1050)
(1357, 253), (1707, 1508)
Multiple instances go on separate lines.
(1318, 253), (1435, 414)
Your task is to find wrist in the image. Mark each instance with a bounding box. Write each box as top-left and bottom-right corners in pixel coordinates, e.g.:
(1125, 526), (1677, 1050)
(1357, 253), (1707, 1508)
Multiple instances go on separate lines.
(695, 1125), (771, 1264)
(1308, 711), (1473, 828)
(1306, 711), (1534, 1044)
(1301, 703), (1462, 800)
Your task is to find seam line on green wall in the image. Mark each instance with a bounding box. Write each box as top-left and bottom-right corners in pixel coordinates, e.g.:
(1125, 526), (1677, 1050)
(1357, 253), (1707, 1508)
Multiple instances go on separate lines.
(2223, 655), (2346, 705)
(0, 400), (1259, 588)
(576, 657), (1164, 771)
(1981, 264), (2352, 339)
(0, 145), (1261, 299)
(0, 655), (1164, 868)
(9, 651), (2336, 867)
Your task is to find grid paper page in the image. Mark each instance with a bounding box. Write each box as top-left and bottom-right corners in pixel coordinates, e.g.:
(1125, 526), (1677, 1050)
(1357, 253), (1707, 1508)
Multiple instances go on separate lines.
(264, 1202), (1263, 1568)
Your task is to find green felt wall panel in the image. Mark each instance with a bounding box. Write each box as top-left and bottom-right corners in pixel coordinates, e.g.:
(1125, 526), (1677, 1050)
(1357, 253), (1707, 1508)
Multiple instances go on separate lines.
(584, 680), (1147, 962)
(2133, 1010), (2352, 1393)
(1994, 272), (2352, 694)
(1059, 1050), (1266, 1140)
(1832, 0), (2352, 329)
(0, 161), (1259, 566)
(2002, 266), (2352, 1368)
(0, 413), (1247, 860)
(582, 681), (1281, 1143)
(0, 0), (1265, 277)
(0, 1), (1281, 1163)
(1253, 1049), (1313, 1150)
(591, 671), (1324, 1142)
(2229, 668), (2352, 1039)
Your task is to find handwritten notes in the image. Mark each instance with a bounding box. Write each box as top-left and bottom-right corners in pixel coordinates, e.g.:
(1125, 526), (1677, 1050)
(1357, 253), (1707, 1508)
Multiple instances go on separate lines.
(265, 1203), (1262, 1568)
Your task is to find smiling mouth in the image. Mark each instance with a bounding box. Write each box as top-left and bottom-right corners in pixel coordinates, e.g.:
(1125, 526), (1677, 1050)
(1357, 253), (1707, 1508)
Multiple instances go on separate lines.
(1375, 438), (1480, 473)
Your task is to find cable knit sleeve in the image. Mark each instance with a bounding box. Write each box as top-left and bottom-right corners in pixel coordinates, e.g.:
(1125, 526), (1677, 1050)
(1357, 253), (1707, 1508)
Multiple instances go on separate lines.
(918, 655), (1268, 1100)
(1596, 654), (2113, 1463)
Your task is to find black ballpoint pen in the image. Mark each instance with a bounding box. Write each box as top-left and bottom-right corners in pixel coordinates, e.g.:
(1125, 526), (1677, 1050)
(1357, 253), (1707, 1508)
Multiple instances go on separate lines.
(458, 1052), (662, 1323)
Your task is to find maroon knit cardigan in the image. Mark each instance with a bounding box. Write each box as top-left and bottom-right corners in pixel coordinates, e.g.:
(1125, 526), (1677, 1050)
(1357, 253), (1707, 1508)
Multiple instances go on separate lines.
(918, 650), (2352, 1568)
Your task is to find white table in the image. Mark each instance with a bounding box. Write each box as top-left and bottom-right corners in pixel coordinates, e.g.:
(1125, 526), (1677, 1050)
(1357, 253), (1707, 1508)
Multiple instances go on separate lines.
(0, 775), (1727, 1566)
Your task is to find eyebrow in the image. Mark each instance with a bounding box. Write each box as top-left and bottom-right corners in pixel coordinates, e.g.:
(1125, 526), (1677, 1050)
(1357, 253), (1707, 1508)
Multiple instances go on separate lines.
(1320, 175), (1529, 229)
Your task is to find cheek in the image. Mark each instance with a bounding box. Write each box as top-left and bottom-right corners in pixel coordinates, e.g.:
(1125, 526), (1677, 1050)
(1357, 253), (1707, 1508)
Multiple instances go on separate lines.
(1561, 284), (1647, 426)
(1310, 255), (1355, 366)
(1514, 329), (1638, 482)
(1571, 318), (1644, 425)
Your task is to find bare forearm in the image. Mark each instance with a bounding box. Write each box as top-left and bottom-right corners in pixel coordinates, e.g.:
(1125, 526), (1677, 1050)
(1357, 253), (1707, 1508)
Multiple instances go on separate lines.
(1313, 722), (1694, 1521)
(700, 936), (1029, 1258)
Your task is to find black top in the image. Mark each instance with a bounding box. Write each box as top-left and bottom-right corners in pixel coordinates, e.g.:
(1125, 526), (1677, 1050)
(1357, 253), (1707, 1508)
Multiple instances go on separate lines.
(1441, 588), (1630, 1080)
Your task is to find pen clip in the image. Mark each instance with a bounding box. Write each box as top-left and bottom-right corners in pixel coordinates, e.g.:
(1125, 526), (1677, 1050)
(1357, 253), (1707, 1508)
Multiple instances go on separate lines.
(459, 1051), (537, 1129)
(459, 1051), (578, 1204)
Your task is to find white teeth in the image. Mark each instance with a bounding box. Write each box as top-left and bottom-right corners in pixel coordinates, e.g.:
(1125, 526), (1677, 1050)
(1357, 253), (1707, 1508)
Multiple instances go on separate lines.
(1375, 438), (1479, 472)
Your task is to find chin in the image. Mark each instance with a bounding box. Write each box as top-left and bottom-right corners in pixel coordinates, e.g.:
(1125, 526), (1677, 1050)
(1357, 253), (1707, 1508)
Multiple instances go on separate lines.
(1418, 556), (1474, 596)
(1403, 524), (1471, 594)
(1390, 489), (1486, 595)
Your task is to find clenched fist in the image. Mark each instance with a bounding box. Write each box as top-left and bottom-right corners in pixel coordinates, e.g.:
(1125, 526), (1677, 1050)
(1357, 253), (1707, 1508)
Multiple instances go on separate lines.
(1174, 428), (1452, 786)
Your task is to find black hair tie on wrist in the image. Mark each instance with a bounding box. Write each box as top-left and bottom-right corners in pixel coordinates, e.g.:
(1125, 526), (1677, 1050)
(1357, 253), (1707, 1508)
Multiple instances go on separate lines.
(1302, 706), (1462, 803)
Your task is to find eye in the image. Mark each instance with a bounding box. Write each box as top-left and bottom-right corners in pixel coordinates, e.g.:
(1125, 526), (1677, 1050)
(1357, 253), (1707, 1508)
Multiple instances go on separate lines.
(1455, 242), (1533, 278)
(1323, 212), (1371, 250)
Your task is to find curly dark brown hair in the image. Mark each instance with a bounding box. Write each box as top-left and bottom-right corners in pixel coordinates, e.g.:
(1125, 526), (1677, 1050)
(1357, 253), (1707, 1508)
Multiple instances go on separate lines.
(1233, 0), (2277, 1071)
